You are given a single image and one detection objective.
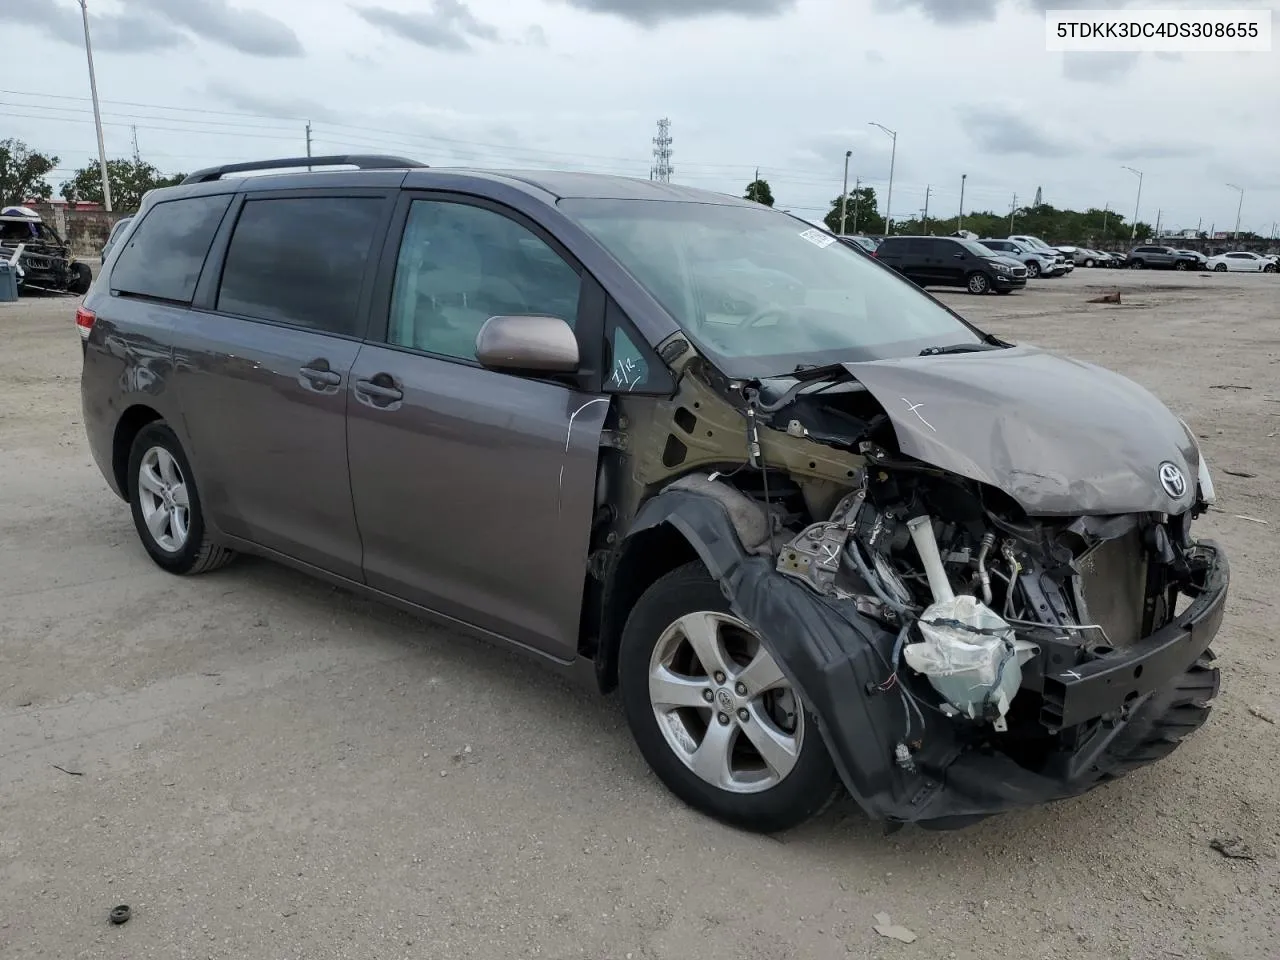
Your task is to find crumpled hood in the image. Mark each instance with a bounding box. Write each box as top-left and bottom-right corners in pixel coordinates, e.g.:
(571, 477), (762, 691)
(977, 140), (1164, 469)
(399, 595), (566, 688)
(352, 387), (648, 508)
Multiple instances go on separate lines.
(843, 344), (1200, 516)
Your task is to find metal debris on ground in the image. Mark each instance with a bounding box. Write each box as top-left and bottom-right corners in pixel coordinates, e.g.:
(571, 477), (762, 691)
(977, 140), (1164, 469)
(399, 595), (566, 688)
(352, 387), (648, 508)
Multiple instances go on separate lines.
(1223, 470), (1257, 478)
(1209, 837), (1256, 861)
(873, 912), (918, 943)
(1209, 384), (1252, 390)
(51, 764), (83, 776)
(1248, 705), (1276, 725)
(1233, 515), (1269, 525)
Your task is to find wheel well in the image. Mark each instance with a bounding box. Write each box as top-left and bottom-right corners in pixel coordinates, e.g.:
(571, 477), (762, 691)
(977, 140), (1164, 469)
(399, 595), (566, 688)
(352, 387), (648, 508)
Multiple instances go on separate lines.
(112, 405), (163, 500)
(594, 522), (699, 693)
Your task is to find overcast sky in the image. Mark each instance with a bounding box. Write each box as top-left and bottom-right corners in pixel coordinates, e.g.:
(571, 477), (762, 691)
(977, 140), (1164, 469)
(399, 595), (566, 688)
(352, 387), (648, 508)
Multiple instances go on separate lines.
(3, 0), (1278, 235)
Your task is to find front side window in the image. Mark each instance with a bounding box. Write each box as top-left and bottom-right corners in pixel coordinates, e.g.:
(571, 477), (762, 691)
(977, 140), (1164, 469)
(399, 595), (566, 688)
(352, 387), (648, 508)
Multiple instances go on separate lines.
(112, 194), (232, 303)
(386, 200), (582, 362)
(563, 199), (983, 378)
(216, 197), (383, 337)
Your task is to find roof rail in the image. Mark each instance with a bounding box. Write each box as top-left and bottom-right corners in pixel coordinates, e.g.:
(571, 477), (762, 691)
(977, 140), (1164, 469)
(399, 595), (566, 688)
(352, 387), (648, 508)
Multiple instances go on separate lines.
(180, 154), (427, 185)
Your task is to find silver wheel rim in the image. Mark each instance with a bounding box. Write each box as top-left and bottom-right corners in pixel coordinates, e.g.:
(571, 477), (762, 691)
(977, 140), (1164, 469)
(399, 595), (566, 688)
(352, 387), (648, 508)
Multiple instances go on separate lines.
(648, 611), (803, 794)
(138, 446), (191, 553)
(969, 274), (987, 293)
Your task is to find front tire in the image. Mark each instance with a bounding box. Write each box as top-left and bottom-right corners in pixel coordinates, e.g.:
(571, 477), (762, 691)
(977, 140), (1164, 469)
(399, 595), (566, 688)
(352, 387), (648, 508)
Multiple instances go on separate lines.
(68, 262), (92, 295)
(127, 422), (235, 575)
(618, 563), (840, 833)
(1025, 260), (1041, 279)
(1214, 263), (1227, 272)
(966, 271), (991, 294)
(1130, 259), (1144, 269)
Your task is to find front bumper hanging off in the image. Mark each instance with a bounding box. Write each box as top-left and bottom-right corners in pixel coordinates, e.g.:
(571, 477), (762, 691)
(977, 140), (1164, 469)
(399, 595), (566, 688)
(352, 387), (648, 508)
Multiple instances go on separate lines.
(630, 489), (1228, 828)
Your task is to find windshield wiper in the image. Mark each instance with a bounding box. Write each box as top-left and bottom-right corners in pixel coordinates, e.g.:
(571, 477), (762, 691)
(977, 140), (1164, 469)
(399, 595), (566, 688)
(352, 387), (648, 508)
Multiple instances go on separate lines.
(917, 342), (1005, 356)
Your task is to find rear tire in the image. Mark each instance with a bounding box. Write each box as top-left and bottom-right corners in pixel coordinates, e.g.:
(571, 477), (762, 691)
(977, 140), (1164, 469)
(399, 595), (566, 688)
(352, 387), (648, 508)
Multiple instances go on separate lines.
(1083, 258), (1094, 268)
(127, 422), (235, 576)
(618, 562), (840, 833)
(966, 271), (991, 294)
(1175, 260), (1188, 271)
(1130, 259), (1144, 269)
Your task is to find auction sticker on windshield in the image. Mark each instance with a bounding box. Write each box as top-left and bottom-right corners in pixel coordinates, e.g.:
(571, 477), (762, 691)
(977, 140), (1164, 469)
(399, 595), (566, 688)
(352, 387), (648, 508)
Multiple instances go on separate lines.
(799, 228), (837, 248)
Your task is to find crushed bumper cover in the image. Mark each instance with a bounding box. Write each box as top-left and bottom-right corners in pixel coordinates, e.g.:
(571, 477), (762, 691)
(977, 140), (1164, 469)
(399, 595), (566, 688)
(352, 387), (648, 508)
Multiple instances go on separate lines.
(631, 489), (1228, 828)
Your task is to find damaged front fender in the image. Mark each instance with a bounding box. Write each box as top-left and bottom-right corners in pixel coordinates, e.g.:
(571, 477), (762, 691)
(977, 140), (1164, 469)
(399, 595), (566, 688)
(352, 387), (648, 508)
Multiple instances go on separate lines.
(628, 484), (1228, 827)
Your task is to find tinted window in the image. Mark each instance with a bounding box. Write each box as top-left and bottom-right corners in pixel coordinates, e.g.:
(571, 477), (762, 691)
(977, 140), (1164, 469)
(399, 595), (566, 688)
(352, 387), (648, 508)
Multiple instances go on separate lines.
(386, 200), (581, 362)
(217, 197), (383, 337)
(111, 194), (231, 303)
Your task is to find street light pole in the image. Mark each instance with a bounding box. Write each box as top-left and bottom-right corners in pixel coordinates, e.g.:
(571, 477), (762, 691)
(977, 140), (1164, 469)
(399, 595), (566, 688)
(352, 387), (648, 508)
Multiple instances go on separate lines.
(869, 122), (896, 234)
(851, 177), (862, 233)
(78, 0), (113, 213)
(839, 150), (852, 235)
(958, 173), (967, 232)
(1122, 165), (1143, 242)
(1226, 183), (1244, 240)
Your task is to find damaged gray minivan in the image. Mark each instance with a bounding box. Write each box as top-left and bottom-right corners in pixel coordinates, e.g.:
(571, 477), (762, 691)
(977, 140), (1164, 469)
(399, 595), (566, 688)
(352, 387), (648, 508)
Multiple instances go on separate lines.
(79, 157), (1227, 833)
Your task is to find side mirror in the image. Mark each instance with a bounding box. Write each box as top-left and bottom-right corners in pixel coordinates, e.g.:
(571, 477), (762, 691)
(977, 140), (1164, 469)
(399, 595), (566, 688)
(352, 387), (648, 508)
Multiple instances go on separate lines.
(475, 315), (579, 374)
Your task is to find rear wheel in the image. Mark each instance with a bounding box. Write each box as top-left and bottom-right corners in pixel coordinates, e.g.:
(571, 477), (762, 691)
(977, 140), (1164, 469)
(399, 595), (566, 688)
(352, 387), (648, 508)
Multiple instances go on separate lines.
(1083, 258), (1095, 268)
(618, 563), (840, 833)
(127, 422), (235, 575)
(1130, 259), (1144, 269)
(966, 271), (991, 294)
(1175, 260), (1188, 270)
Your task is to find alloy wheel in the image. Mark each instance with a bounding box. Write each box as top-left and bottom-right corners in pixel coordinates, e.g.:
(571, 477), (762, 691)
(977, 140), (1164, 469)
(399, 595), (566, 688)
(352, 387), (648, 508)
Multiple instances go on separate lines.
(968, 273), (990, 294)
(137, 446), (191, 553)
(647, 611), (803, 794)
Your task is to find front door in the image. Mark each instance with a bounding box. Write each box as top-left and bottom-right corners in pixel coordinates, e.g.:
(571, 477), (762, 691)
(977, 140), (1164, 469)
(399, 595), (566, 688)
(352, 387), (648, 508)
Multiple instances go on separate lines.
(346, 195), (607, 661)
(172, 192), (391, 580)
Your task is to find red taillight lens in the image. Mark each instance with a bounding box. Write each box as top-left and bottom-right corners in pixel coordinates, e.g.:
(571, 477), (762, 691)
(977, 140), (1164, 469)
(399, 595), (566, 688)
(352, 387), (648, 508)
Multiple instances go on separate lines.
(75, 305), (96, 341)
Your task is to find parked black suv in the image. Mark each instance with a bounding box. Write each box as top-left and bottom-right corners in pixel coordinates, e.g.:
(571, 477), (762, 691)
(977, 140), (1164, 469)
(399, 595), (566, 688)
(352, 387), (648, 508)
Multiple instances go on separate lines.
(874, 236), (1027, 294)
(1124, 245), (1200, 270)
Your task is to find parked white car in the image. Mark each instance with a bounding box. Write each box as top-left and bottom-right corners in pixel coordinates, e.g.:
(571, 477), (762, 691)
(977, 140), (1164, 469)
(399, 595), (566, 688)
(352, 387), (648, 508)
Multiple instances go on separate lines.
(978, 238), (1063, 278)
(1206, 251), (1276, 273)
(1008, 235), (1074, 273)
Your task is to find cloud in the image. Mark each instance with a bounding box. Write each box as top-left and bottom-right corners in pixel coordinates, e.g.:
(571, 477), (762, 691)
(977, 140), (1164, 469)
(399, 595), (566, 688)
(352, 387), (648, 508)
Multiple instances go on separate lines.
(865, 49), (885, 63)
(874, 0), (999, 25)
(1062, 51), (1141, 83)
(522, 24), (549, 46)
(556, 0), (796, 27)
(206, 83), (343, 123)
(961, 106), (1079, 157)
(126, 0), (303, 56)
(0, 0), (187, 52)
(1107, 141), (1207, 161)
(1153, 51), (1183, 62)
(353, 1), (500, 50)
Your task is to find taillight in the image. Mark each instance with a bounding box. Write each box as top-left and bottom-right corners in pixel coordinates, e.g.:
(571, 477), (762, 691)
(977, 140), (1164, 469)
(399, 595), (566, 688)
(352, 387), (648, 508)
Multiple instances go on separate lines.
(75, 305), (96, 341)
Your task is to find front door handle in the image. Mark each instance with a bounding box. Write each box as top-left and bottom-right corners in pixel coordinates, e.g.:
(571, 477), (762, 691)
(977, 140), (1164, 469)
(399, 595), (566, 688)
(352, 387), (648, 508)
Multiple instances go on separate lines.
(299, 361), (342, 388)
(354, 376), (403, 405)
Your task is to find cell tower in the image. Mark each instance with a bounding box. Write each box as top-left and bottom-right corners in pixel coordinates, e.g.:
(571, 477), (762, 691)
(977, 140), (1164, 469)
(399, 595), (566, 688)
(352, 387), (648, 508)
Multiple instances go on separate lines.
(650, 118), (673, 183)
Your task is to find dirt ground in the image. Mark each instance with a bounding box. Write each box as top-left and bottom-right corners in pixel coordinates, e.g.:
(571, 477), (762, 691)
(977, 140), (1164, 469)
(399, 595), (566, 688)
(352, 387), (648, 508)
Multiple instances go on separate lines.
(1, 268), (1277, 960)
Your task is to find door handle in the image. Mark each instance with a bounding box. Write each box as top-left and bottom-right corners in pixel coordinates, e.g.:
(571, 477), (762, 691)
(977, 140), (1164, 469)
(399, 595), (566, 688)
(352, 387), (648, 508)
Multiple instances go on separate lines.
(299, 362), (341, 388)
(355, 377), (403, 404)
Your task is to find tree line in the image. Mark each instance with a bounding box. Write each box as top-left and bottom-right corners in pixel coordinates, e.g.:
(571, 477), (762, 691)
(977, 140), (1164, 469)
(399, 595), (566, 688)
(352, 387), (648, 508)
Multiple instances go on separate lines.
(0, 138), (185, 210)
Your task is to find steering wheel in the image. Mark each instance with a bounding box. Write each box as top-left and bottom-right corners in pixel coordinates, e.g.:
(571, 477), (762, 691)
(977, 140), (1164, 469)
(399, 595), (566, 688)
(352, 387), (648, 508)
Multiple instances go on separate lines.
(741, 306), (793, 329)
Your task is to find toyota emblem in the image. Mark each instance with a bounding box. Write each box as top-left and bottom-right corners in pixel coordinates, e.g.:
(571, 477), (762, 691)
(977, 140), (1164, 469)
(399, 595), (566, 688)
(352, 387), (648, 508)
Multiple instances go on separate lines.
(1158, 461), (1187, 499)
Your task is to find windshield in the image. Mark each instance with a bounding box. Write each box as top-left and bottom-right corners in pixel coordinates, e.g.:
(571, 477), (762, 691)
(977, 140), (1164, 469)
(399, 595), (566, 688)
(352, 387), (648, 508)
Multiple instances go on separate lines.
(562, 199), (984, 377)
(958, 238), (999, 258)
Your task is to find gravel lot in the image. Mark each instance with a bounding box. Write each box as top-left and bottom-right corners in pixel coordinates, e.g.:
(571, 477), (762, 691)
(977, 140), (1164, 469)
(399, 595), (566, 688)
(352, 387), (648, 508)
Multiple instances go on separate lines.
(2, 269), (1277, 960)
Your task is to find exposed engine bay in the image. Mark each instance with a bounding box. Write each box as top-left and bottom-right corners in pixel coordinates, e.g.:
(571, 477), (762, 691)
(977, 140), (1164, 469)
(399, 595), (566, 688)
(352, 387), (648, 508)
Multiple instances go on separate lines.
(615, 337), (1228, 826)
(0, 207), (92, 296)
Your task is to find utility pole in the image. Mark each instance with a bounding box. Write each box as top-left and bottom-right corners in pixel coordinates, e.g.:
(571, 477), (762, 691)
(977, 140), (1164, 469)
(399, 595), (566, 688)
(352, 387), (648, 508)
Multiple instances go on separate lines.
(305, 121), (313, 171)
(839, 150), (852, 234)
(922, 184), (930, 233)
(130, 125), (140, 163)
(851, 177), (862, 233)
(1154, 209), (1162, 238)
(1122, 166), (1143, 241)
(1009, 193), (1017, 233)
(77, 0), (113, 212)
(1102, 202), (1110, 236)
(869, 122), (897, 234)
(958, 173), (967, 232)
(1227, 183), (1243, 240)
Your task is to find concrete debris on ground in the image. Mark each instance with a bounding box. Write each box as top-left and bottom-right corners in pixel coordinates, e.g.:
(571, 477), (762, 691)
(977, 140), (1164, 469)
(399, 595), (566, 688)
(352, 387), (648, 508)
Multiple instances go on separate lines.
(873, 912), (918, 943)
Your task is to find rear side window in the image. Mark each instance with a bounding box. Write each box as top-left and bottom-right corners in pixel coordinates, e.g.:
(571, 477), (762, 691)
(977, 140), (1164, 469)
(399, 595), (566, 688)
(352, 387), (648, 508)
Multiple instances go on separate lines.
(217, 197), (384, 337)
(111, 194), (231, 303)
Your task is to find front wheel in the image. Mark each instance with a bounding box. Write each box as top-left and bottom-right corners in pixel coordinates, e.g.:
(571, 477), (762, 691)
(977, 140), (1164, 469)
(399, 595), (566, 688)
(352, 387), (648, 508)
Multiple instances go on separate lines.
(966, 271), (991, 294)
(1025, 260), (1041, 279)
(1130, 260), (1144, 269)
(127, 422), (236, 575)
(1264, 263), (1276, 273)
(618, 563), (840, 833)
(1214, 263), (1227, 272)
(68, 262), (92, 295)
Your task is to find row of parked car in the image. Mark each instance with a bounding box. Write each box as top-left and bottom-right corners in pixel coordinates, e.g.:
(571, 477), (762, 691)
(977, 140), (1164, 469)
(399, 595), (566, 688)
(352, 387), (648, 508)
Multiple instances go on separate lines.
(834, 231), (1277, 294)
